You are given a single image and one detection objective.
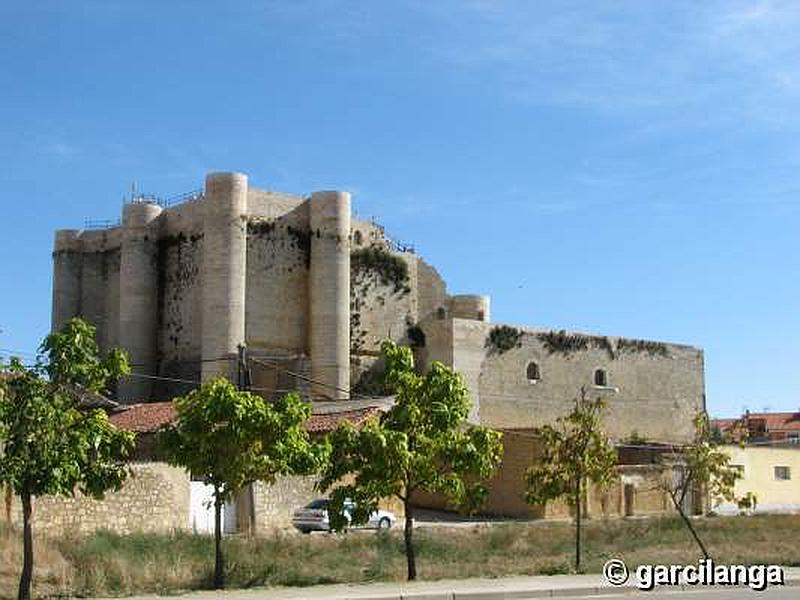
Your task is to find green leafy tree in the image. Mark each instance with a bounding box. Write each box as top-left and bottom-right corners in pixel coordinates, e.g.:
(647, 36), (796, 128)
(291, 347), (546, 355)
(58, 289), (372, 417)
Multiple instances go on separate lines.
(158, 379), (325, 589)
(319, 340), (503, 581)
(525, 389), (617, 573)
(0, 318), (134, 600)
(657, 412), (750, 559)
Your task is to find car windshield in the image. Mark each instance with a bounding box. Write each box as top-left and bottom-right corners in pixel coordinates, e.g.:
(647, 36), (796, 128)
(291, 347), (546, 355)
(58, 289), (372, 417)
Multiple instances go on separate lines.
(305, 499), (330, 509)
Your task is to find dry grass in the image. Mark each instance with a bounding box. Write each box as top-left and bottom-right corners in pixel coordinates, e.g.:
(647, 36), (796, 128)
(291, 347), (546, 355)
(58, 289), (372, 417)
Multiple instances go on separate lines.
(3, 514), (800, 598)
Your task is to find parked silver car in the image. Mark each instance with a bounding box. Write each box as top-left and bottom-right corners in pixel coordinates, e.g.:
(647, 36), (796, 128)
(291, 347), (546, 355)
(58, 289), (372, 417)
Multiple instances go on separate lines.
(292, 498), (396, 534)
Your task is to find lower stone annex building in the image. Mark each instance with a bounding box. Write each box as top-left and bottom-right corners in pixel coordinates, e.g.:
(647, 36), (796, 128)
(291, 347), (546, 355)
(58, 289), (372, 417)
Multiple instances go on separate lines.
(5, 170), (707, 535)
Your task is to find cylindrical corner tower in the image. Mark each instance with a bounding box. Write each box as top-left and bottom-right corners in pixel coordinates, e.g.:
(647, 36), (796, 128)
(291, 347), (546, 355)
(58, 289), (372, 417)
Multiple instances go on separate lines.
(309, 191), (351, 400)
(118, 201), (163, 402)
(449, 294), (491, 322)
(52, 229), (83, 332)
(201, 172), (248, 382)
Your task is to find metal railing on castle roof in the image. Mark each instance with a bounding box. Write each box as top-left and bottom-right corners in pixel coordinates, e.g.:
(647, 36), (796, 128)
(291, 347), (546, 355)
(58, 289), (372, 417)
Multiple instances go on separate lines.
(162, 188), (204, 207)
(84, 188), (204, 230)
(122, 188), (204, 209)
(84, 218), (120, 230)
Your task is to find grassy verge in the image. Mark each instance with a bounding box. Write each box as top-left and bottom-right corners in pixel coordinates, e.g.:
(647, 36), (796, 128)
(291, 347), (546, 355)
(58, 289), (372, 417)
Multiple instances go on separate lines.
(2, 514), (800, 598)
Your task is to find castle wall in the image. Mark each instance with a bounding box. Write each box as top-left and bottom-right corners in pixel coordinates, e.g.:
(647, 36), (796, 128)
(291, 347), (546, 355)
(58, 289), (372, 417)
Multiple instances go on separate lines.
(79, 250), (109, 343)
(347, 221), (447, 394)
(309, 191), (351, 400)
(451, 319), (490, 423)
(246, 199), (310, 353)
(119, 202), (163, 400)
(52, 230), (83, 332)
(155, 231), (203, 398)
(416, 259), (448, 322)
(472, 323), (704, 443)
(103, 249), (121, 351)
(51, 172), (705, 440)
(418, 315), (454, 369)
(73, 231), (121, 355)
(350, 251), (416, 355)
(449, 294), (490, 322)
(247, 188), (305, 218)
(201, 173), (248, 382)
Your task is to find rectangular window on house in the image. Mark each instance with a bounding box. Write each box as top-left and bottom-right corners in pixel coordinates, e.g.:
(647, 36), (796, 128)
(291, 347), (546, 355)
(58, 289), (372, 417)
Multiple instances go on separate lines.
(774, 466), (791, 480)
(787, 432), (800, 444)
(730, 464), (745, 477)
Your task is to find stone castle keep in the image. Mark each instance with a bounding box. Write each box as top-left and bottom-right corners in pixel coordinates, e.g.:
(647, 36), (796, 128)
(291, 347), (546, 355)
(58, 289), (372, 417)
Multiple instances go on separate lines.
(52, 170), (706, 444)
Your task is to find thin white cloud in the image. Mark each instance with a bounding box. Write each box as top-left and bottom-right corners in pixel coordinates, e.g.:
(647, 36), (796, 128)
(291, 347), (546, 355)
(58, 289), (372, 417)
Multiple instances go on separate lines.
(441, 1), (800, 128)
(253, 1), (800, 131)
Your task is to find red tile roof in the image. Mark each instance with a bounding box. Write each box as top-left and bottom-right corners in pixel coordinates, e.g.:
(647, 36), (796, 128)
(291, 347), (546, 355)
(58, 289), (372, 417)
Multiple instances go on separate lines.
(110, 402), (176, 433)
(109, 402), (380, 434)
(742, 412), (800, 432)
(713, 412), (800, 443)
(305, 407), (380, 432)
(711, 418), (739, 431)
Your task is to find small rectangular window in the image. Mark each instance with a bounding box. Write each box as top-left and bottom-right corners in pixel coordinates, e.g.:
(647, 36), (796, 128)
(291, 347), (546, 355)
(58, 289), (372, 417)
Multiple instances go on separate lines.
(730, 464), (744, 477)
(774, 466), (791, 480)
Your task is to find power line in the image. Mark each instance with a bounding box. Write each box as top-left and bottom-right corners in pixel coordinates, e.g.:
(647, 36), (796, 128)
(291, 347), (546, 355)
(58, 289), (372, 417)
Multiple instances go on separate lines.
(125, 372), (201, 386)
(248, 356), (378, 401)
(124, 352), (370, 400)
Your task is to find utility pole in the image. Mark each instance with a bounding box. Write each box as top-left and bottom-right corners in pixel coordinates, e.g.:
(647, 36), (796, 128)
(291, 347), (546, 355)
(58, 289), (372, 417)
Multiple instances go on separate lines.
(236, 343), (256, 536)
(236, 344), (251, 392)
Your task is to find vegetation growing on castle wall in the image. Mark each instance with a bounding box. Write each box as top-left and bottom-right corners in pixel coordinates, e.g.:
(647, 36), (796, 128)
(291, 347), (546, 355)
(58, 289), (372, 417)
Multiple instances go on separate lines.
(246, 220), (275, 236)
(486, 325), (523, 354)
(351, 247), (410, 295)
(536, 330), (616, 359)
(157, 232), (201, 354)
(537, 330), (670, 359)
(486, 327), (671, 359)
(287, 226), (311, 268)
(350, 311), (368, 355)
(349, 247), (412, 356)
(158, 231), (203, 251)
(616, 338), (670, 357)
(247, 219), (311, 270)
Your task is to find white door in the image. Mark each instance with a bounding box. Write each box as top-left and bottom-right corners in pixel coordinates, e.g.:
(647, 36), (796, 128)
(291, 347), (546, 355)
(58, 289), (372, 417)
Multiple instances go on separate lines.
(190, 481), (215, 533)
(189, 481), (238, 534)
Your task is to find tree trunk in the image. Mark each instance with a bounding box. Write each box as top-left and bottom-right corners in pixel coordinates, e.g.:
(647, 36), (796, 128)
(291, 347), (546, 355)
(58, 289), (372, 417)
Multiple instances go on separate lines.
(574, 474), (582, 574)
(403, 498), (417, 581)
(675, 497), (710, 560)
(671, 472), (710, 560)
(213, 487), (224, 589)
(4, 485), (11, 524)
(17, 490), (33, 600)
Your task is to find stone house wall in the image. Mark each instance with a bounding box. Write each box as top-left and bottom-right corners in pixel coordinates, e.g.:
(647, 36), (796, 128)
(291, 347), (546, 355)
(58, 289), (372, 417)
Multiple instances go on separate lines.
(249, 475), (405, 534)
(412, 430), (677, 520)
(421, 318), (704, 443)
(2, 462), (190, 536)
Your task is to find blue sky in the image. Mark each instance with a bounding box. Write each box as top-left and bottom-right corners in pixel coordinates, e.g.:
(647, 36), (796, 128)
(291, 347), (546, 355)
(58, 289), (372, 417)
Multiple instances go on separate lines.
(1, 1), (798, 417)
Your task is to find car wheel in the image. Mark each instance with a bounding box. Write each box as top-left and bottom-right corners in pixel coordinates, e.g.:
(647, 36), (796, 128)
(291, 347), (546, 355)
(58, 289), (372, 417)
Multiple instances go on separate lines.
(377, 517), (391, 530)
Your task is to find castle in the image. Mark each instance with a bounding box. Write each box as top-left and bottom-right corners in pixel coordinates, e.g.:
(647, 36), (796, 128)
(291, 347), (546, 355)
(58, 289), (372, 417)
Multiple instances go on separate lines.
(52, 171), (705, 444)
